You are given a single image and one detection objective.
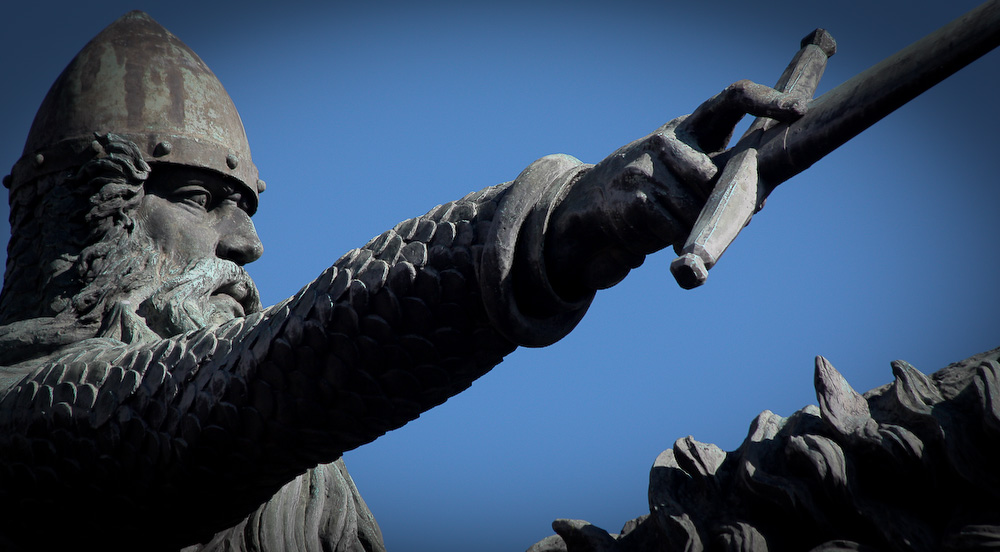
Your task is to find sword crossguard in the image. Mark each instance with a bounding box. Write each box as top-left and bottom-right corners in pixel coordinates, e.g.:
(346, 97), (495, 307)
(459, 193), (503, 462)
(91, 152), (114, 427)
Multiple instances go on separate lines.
(670, 29), (836, 289)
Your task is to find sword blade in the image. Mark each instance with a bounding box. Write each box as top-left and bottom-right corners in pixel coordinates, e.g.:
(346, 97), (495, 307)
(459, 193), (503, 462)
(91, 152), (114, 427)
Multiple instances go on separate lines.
(757, 0), (1000, 192)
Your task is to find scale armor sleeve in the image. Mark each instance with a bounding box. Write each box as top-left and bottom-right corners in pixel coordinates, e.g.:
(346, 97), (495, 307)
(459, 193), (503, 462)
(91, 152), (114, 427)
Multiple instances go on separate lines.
(0, 154), (593, 550)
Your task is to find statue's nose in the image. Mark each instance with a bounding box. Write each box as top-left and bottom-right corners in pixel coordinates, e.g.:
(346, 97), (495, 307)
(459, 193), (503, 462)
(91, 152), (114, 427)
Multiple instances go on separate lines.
(216, 210), (263, 265)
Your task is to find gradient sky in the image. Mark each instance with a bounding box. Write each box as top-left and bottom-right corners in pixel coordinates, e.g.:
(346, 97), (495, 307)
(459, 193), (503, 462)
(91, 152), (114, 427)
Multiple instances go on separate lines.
(1, 1), (998, 550)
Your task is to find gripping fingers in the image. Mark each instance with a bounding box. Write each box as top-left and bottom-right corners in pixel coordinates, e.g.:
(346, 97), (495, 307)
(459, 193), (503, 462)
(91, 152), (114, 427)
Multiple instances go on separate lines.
(729, 79), (808, 120)
(648, 117), (718, 196)
(622, 130), (717, 238)
(608, 151), (703, 254)
(680, 80), (807, 153)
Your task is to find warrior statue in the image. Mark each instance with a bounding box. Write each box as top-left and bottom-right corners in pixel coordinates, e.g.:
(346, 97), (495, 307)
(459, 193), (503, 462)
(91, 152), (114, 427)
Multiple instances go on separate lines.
(3, 9), (998, 552)
(0, 11), (807, 551)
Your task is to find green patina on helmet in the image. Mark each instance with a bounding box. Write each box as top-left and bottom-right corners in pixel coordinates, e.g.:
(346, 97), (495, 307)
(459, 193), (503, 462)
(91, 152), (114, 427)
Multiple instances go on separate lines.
(7, 10), (264, 213)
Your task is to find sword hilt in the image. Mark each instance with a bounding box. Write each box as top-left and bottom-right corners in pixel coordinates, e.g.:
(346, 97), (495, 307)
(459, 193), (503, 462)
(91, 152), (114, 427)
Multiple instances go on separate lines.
(670, 29), (836, 289)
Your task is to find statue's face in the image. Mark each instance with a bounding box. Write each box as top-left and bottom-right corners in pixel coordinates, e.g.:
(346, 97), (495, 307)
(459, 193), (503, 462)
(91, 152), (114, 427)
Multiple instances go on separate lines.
(139, 165), (262, 266)
(133, 165), (264, 333)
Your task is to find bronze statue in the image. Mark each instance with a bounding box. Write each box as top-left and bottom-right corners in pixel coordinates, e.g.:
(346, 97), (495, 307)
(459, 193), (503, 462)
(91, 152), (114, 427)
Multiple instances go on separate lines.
(0, 11), (809, 551)
(2, 5), (998, 551)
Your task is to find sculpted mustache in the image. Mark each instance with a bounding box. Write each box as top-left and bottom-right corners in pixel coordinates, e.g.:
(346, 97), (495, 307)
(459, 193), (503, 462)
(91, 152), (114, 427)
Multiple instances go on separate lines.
(151, 257), (264, 315)
(133, 257), (264, 339)
(211, 263), (263, 315)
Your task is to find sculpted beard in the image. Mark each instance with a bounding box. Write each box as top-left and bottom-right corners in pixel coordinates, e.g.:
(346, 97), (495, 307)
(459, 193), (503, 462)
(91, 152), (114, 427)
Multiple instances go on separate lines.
(81, 201), (263, 341)
(0, 135), (263, 366)
(136, 248), (263, 338)
(72, 139), (264, 340)
(128, 224), (264, 338)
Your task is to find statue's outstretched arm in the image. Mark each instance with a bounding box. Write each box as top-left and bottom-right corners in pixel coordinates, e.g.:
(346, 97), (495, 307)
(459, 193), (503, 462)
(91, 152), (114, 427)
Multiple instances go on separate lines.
(0, 178), (542, 547)
(0, 80), (804, 549)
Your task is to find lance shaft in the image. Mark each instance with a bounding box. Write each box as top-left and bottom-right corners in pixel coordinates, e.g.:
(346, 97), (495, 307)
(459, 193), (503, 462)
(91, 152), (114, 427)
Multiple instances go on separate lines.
(757, 0), (1000, 192)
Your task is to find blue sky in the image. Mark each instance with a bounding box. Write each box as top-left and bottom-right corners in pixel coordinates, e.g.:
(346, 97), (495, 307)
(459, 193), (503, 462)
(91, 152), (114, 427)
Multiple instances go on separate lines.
(1, 1), (998, 550)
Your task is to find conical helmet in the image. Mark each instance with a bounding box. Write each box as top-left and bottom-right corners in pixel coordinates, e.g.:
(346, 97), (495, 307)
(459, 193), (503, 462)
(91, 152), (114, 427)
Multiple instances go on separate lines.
(7, 10), (264, 212)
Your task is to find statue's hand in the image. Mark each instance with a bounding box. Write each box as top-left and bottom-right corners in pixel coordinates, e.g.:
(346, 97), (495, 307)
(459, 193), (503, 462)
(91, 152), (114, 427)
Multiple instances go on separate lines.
(545, 80), (807, 300)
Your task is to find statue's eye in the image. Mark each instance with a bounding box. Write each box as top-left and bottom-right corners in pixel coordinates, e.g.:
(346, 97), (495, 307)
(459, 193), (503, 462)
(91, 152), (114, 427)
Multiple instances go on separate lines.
(220, 192), (251, 214)
(174, 186), (212, 209)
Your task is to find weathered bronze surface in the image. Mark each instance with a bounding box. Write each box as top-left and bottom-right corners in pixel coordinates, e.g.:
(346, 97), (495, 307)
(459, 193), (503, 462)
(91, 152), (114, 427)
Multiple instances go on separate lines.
(673, 1), (1000, 288)
(671, 29), (836, 289)
(9, 11), (263, 210)
(0, 5), (996, 552)
(0, 10), (810, 552)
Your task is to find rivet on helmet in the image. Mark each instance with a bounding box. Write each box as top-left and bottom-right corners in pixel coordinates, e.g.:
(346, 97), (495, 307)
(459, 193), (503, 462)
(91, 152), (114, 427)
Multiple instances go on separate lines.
(9, 11), (263, 214)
